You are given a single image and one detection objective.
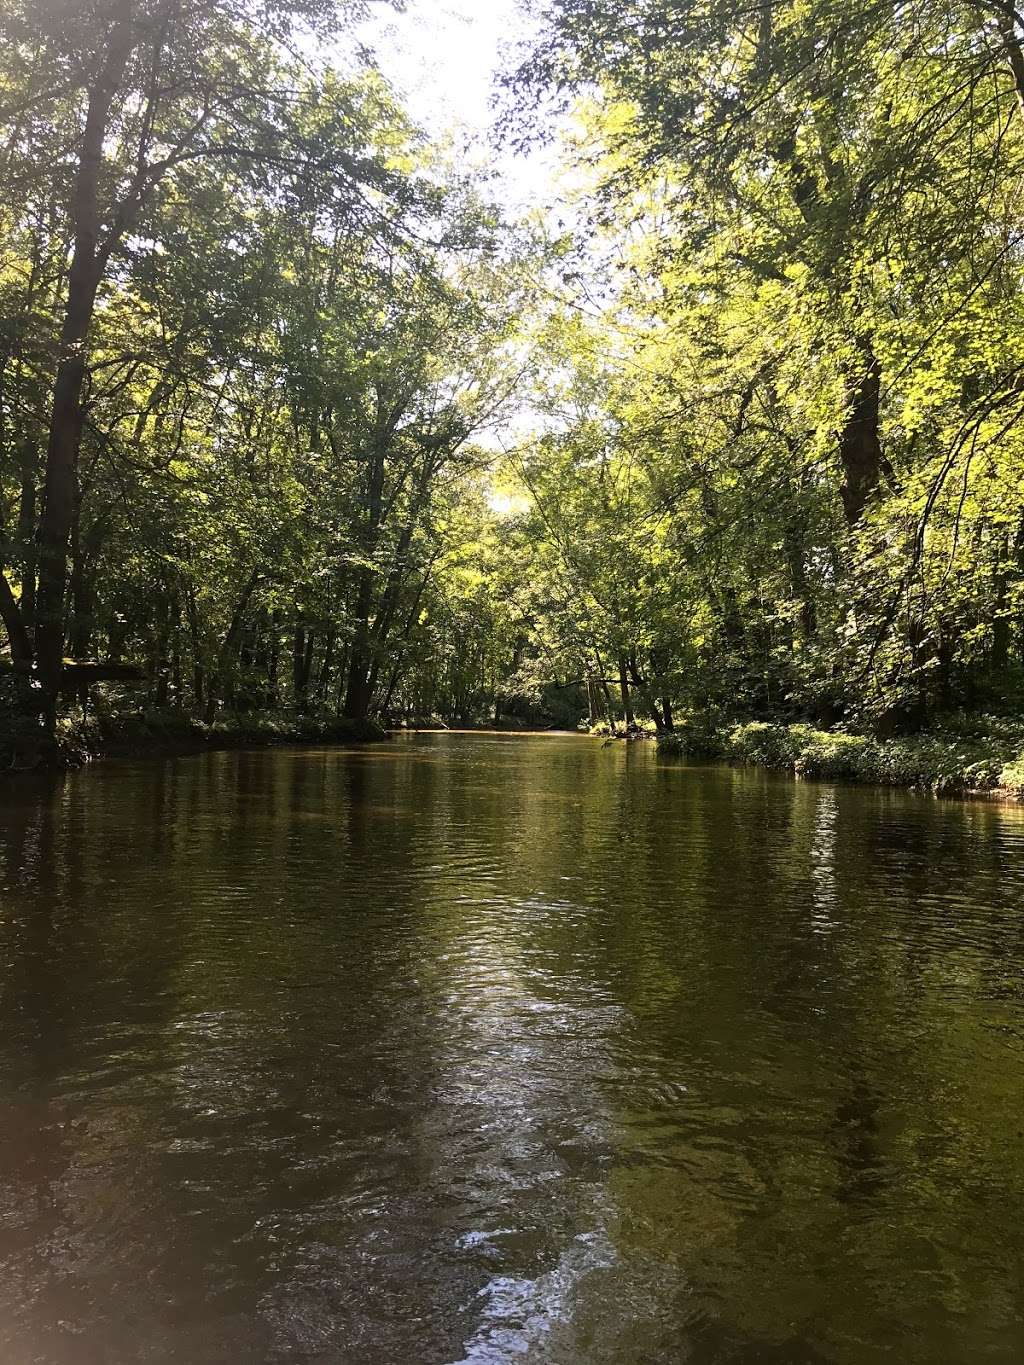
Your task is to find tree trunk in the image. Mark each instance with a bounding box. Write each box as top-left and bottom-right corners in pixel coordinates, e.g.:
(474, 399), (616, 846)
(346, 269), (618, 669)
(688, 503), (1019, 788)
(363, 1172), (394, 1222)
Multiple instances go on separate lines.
(204, 569), (260, 723)
(784, 509), (817, 640)
(593, 649), (616, 734)
(838, 338), (888, 526)
(627, 650), (664, 731)
(648, 648), (675, 732)
(171, 628), (183, 705)
(343, 569), (375, 719)
(186, 584), (205, 712)
(266, 609), (281, 708)
(34, 11), (134, 727)
(315, 629), (336, 704)
(617, 652), (635, 730)
(67, 523), (97, 708)
(153, 593), (172, 708)
(0, 576), (32, 668)
(16, 441), (36, 630)
(68, 516), (96, 660)
(994, 1), (1024, 119)
(586, 678), (597, 727)
(292, 619), (309, 712)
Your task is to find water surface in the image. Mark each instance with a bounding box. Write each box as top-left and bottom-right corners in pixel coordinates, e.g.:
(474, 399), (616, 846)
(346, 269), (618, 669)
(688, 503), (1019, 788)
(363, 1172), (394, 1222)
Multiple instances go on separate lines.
(1, 733), (1023, 1363)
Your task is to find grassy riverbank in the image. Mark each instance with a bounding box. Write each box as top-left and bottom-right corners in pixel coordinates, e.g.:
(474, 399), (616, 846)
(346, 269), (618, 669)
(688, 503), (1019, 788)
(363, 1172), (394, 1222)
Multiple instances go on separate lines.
(1, 708), (387, 773)
(657, 716), (1024, 801)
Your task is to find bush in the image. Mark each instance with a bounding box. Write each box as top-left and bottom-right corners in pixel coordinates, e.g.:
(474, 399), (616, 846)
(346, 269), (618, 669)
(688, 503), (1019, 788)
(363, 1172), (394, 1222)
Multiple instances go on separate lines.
(658, 711), (1024, 800)
(656, 708), (728, 758)
(793, 732), (870, 782)
(998, 756), (1024, 799)
(728, 721), (808, 769)
(2, 705), (386, 772)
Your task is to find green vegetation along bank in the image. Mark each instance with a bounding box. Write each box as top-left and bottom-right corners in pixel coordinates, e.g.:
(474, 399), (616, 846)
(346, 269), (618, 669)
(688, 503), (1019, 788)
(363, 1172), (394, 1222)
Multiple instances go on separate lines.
(1, 707), (385, 774)
(658, 719), (1024, 802)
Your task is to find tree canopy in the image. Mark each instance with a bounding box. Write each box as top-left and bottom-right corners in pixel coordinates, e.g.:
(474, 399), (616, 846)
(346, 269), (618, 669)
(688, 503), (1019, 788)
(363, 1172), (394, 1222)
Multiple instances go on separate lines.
(3, 0), (1024, 738)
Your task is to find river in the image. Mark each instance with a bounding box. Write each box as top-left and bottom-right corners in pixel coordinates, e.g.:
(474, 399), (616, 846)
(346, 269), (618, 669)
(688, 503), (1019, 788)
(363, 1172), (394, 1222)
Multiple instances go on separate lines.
(1, 733), (1023, 1363)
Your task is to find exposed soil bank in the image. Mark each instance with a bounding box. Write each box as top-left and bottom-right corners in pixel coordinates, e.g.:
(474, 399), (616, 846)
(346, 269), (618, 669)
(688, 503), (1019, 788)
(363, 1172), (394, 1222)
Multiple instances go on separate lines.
(658, 719), (1024, 803)
(1, 710), (387, 773)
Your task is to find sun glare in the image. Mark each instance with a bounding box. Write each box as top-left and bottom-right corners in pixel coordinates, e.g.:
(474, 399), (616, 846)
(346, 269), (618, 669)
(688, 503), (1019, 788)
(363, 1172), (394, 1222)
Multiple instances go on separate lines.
(487, 490), (530, 518)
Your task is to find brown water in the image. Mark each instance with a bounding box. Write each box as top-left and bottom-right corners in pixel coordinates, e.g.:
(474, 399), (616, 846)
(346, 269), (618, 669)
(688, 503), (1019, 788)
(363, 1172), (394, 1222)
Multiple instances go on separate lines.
(1, 733), (1023, 1364)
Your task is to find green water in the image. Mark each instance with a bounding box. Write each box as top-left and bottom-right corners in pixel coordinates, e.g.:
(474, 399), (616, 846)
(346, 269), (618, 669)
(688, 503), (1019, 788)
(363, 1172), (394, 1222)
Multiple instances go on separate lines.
(1, 733), (1023, 1363)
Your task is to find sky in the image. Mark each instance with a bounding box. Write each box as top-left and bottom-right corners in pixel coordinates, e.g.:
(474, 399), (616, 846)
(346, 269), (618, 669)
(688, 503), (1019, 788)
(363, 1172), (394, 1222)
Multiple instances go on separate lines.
(355, 0), (562, 216)
(347, 1), (575, 463)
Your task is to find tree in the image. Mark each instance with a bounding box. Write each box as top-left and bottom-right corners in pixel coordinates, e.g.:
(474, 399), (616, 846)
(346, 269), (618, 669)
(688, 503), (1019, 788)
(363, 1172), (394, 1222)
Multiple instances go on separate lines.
(0, 0), (400, 725)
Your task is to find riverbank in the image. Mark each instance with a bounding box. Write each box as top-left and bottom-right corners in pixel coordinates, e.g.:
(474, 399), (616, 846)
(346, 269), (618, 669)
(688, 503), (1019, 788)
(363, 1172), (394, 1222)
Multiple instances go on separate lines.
(390, 720), (570, 734)
(657, 718), (1024, 801)
(1, 709), (387, 773)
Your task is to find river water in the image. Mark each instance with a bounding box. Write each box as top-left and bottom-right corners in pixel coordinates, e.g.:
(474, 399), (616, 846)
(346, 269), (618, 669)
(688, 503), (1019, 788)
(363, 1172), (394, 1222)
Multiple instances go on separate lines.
(1, 733), (1023, 1364)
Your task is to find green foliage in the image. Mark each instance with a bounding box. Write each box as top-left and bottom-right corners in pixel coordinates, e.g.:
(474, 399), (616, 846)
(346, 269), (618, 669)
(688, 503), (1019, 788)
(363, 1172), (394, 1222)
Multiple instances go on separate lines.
(1, 704), (387, 770)
(0, 0), (547, 733)
(4, 0), (1024, 759)
(659, 718), (1024, 797)
(496, 0), (1024, 740)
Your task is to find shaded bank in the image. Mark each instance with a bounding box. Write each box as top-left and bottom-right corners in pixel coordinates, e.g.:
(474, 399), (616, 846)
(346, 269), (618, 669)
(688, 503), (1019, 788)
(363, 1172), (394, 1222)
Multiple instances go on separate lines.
(658, 719), (1024, 802)
(1, 709), (387, 773)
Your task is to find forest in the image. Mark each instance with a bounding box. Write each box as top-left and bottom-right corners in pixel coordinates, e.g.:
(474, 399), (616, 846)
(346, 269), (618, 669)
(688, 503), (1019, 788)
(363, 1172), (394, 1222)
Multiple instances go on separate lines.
(3, 8), (1024, 1355)
(3, 0), (1024, 769)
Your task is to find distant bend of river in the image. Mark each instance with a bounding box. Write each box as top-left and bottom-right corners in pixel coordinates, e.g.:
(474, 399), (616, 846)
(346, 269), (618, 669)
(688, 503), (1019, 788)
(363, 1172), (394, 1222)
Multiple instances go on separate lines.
(1, 733), (1023, 1364)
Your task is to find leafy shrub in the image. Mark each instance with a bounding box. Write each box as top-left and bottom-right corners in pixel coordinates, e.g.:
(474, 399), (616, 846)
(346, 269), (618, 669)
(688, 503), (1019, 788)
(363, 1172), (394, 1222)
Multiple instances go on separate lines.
(658, 713), (1024, 801)
(998, 756), (1024, 799)
(793, 733), (870, 782)
(727, 722), (808, 768)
